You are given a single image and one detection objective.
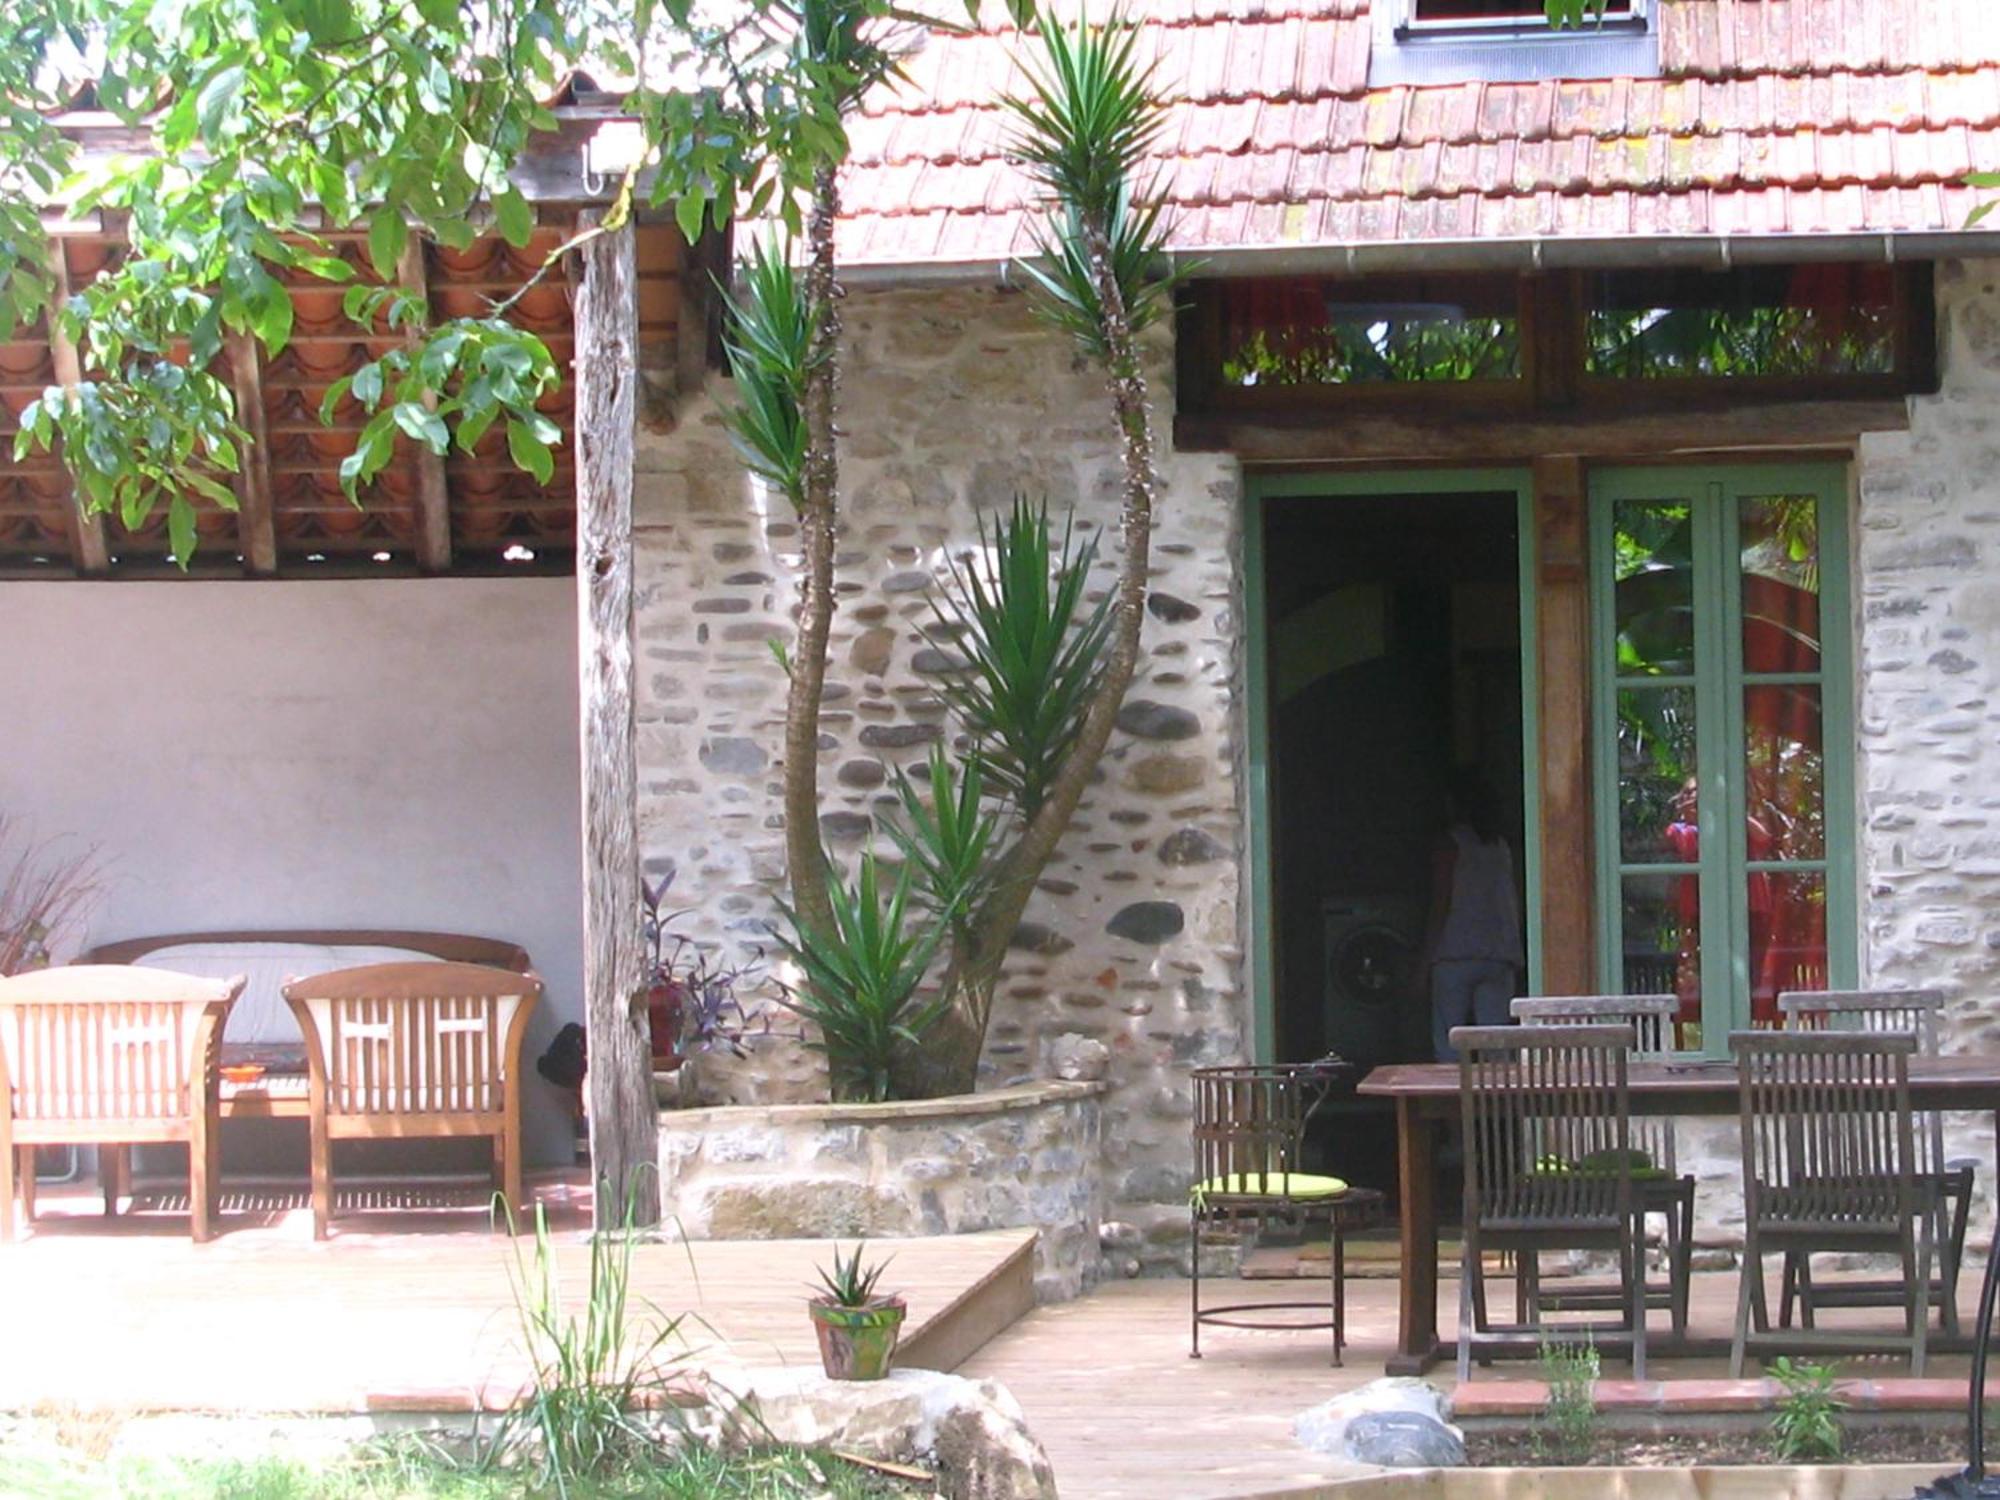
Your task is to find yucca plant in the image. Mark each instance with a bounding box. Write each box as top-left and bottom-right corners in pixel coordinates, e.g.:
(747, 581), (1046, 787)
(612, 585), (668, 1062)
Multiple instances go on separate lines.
(719, 239), (815, 506)
(774, 853), (955, 1103)
(927, 498), (1113, 820)
(883, 745), (1002, 925)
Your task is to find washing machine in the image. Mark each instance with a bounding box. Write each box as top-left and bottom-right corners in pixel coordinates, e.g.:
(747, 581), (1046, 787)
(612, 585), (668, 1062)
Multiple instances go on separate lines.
(1321, 896), (1427, 1074)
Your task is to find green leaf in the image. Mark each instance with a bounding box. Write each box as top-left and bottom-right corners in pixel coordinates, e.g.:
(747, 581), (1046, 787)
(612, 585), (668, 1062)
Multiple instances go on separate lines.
(494, 187), (534, 249)
(675, 193), (706, 245)
(506, 417), (555, 484)
(367, 209), (408, 282)
(195, 64), (245, 142)
(167, 496), (197, 571)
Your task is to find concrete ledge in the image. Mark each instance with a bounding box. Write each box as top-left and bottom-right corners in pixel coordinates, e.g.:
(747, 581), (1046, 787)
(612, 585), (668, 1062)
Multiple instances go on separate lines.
(1291, 1464), (1951, 1500)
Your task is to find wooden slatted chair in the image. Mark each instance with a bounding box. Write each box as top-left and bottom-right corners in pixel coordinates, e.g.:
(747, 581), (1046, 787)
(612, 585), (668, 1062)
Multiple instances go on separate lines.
(282, 961), (541, 1239)
(1511, 994), (1697, 1338)
(1455, 1023), (1647, 1383)
(0, 965), (244, 1241)
(1776, 988), (1971, 1338)
(1730, 1029), (1933, 1376)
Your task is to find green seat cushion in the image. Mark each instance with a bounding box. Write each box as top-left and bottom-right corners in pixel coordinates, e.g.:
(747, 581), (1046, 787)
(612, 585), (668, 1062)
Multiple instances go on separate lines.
(1528, 1148), (1669, 1183)
(1193, 1172), (1349, 1202)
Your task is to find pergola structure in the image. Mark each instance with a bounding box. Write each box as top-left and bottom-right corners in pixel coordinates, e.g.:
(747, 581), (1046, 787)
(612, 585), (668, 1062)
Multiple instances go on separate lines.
(0, 89), (714, 1220)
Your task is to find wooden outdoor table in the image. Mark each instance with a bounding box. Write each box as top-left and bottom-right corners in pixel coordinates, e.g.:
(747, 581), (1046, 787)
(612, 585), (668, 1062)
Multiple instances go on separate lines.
(1357, 1054), (2000, 1373)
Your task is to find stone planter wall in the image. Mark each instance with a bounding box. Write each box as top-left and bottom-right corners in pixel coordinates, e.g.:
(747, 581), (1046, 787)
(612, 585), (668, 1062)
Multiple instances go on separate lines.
(656, 1080), (1108, 1301)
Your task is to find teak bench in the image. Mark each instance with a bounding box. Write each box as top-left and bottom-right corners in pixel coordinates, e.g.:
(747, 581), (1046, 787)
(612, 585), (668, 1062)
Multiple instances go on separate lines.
(0, 965), (245, 1241)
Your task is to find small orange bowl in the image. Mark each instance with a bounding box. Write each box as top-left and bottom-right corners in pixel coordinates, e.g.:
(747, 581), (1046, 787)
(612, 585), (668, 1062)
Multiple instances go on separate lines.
(220, 1063), (266, 1085)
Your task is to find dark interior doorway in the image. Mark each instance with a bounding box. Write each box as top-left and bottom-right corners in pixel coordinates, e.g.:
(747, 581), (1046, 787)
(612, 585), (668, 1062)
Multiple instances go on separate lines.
(1262, 488), (1525, 1194)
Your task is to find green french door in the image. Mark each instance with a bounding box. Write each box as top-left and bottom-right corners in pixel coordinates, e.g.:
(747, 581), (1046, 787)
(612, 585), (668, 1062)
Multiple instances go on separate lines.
(1590, 463), (1856, 1052)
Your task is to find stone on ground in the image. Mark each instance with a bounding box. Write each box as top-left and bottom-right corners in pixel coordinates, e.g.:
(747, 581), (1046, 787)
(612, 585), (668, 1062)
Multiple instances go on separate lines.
(1294, 1377), (1464, 1468)
(713, 1367), (1058, 1500)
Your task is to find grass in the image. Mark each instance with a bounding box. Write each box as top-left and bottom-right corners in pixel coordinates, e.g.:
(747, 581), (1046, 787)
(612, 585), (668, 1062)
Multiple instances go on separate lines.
(0, 1437), (933, 1499)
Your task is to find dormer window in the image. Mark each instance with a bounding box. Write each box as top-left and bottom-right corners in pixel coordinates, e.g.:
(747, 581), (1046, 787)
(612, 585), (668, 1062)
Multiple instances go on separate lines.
(1372, 0), (1655, 85)
(1410, 0), (1632, 22)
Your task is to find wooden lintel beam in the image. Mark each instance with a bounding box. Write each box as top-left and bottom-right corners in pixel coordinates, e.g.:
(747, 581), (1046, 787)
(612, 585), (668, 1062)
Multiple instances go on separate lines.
(224, 332), (279, 576)
(1175, 399), (1910, 464)
(573, 214), (656, 1227)
(397, 239), (453, 574)
(46, 249), (111, 577)
(1531, 455), (1595, 995)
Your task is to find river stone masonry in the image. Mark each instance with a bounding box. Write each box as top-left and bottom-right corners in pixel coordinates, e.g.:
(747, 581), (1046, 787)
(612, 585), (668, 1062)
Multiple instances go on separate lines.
(633, 282), (1246, 1264)
(656, 1082), (1107, 1300)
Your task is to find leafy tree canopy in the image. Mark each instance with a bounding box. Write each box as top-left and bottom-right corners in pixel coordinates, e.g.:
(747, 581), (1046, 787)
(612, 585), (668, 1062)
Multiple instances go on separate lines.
(1, 0), (1586, 565)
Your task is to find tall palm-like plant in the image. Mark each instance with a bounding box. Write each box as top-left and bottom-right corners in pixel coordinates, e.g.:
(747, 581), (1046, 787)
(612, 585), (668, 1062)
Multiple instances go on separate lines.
(883, 5), (1179, 1098)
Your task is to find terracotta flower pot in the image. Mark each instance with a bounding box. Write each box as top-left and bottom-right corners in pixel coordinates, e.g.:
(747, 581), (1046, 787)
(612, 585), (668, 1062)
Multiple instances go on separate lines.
(809, 1296), (907, 1381)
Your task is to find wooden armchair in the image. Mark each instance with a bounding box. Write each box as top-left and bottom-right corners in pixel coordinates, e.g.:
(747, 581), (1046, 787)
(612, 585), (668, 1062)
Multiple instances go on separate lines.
(0, 965), (244, 1241)
(1511, 994), (1696, 1337)
(1730, 1029), (1933, 1376)
(1455, 1023), (1648, 1382)
(282, 960), (541, 1238)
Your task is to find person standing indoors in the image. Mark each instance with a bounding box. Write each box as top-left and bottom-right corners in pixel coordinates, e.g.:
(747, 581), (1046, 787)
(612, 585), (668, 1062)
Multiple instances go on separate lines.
(1422, 772), (1525, 1062)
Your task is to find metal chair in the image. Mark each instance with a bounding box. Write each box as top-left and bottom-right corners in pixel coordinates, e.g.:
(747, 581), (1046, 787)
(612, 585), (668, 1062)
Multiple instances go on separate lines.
(1730, 1029), (1934, 1376)
(1189, 1059), (1376, 1364)
(1511, 994), (1696, 1339)
(1455, 1023), (1648, 1383)
(1778, 989), (1971, 1338)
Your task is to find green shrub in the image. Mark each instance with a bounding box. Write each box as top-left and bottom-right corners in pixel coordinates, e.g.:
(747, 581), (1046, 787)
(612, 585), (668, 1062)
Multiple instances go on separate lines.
(1770, 1357), (1845, 1462)
(1532, 1333), (1600, 1463)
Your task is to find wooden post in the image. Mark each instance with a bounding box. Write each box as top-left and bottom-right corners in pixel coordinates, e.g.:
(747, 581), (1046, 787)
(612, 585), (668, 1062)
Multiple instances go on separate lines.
(1532, 454), (1596, 994)
(573, 216), (658, 1229)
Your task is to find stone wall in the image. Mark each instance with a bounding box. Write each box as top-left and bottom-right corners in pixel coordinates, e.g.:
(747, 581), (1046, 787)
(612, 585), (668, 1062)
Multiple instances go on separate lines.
(632, 283), (1247, 1264)
(1851, 258), (2000, 1239)
(656, 1082), (1107, 1300)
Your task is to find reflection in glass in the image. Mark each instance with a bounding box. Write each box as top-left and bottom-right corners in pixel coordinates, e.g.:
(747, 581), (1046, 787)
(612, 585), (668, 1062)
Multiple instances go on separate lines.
(1620, 872), (1700, 1046)
(1586, 264), (1897, 379)
(1740, 494), (1821, 673)
(1613, 500), (1695, 675)
(1748, 871), (1829, 1026)
(1745, 684), (1824, 862)
(1617, 687), (1698, 863)
(1217, 275), (1522, 387)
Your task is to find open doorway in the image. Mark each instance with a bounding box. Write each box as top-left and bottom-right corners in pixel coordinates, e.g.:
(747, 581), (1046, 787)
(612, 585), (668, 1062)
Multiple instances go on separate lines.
(1259, 485), (1528, 1192)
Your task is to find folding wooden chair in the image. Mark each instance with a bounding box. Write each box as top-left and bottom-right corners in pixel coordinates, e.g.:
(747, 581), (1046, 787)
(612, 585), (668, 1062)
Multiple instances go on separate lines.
(1455, 1023), (1647, 1383)
(1777, 989), (1970, 1338)
(1730, 1029), (1933, 1376)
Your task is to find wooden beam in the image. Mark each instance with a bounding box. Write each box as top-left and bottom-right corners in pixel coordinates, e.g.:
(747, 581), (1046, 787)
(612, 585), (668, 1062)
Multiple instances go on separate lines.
(1174, 399), (1910, 464)
(1532, 455), (1595, 995)
(396, 239), (453, 573)
(45, 249), (110, 576)
(573, 215), (657, 1228)
(224, 332), (279, 576)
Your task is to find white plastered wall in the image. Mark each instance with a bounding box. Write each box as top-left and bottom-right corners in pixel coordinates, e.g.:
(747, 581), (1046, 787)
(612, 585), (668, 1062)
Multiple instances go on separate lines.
(0, 575), (583, 1167)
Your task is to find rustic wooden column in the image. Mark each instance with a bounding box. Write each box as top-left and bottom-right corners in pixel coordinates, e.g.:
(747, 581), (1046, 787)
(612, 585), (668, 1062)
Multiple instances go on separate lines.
(1532, 454), (1596, 994)
(573, 216), (659, 1228)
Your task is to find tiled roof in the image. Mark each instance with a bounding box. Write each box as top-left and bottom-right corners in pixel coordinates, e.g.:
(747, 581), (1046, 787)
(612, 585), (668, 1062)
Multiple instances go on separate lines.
(835, 0), (2000, 265)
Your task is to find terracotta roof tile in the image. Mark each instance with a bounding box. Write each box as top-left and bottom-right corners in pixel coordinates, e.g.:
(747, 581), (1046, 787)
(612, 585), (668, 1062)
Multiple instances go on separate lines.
(832, 0), (2000, 265)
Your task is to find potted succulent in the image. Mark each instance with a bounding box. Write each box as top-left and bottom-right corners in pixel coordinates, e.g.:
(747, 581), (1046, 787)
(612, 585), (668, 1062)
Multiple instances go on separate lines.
(808, 1243), (905, 1381)
(642, 875), (769, 1106)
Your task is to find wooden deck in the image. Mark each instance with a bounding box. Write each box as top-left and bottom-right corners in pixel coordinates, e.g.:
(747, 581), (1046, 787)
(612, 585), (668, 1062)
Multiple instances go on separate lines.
(0, 1174), (1036, 1413)
(959, 1268), (1987, 1500)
